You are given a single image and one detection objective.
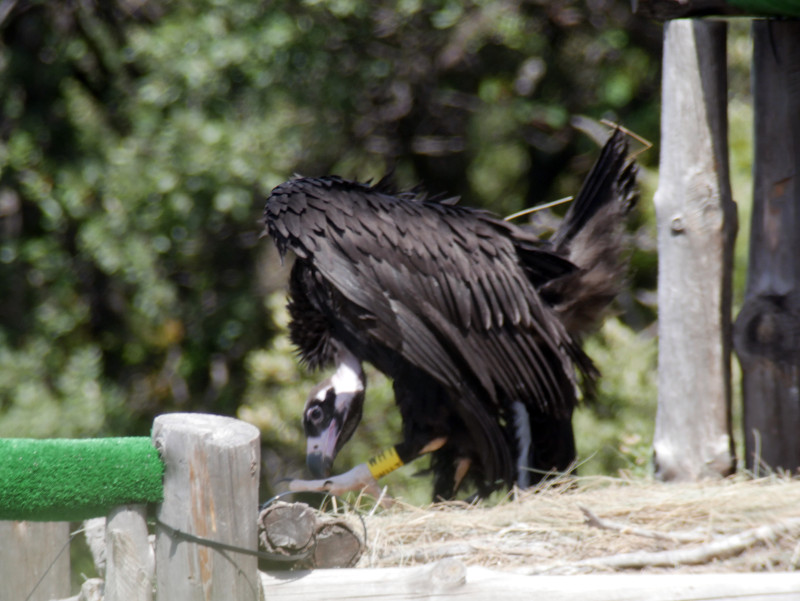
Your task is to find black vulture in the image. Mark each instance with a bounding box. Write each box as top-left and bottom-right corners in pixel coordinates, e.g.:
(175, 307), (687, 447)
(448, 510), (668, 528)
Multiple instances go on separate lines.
(263, 129), (638, 500)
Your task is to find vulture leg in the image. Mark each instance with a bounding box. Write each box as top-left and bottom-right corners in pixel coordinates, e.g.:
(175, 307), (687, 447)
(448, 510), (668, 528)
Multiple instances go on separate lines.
(287, 437), (448, 500)
(288, 463), (386, 500)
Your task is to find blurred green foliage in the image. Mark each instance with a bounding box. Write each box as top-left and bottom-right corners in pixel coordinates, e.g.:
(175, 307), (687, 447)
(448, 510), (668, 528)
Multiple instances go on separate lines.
(7, 0), (755, 501)
(576, 317), (657, 478)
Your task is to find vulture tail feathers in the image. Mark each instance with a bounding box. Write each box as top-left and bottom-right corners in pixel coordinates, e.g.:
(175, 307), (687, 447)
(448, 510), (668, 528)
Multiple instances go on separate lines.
(542, 128), (639, 336)
(551, 128), (637, 250)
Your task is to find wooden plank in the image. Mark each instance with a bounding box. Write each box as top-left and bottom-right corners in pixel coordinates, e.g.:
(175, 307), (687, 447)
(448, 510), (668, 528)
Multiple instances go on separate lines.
(260, 561), (800, 601)
(652, 19), (736, 481)
(153, 413), (261, 601)
(0, 521), (70, 601)
(105, 504), (154, 601)
(733, 20), (800, 475)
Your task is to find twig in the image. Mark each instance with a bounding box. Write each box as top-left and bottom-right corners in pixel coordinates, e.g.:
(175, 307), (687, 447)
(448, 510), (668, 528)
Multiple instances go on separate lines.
(504, 197), (573, 222)
(599, 118), (654, 159)
(369, 485), (393, 515)
(580, 506), (709, 543)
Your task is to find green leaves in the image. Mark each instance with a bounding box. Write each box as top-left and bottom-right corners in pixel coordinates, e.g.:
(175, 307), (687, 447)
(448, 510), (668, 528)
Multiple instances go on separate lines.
(0, 1), (662, 498)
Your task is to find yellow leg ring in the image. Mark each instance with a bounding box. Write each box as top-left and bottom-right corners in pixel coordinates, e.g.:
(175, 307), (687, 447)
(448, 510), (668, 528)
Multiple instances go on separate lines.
(367, 447), (404, 479)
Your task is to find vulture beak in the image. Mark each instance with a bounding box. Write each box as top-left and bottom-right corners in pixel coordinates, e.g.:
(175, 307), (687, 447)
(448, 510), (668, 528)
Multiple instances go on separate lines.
(303, 349), (365, 478)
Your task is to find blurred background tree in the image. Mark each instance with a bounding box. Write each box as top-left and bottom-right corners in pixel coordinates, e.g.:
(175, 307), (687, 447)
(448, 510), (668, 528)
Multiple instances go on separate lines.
(1, 0), (702, 501)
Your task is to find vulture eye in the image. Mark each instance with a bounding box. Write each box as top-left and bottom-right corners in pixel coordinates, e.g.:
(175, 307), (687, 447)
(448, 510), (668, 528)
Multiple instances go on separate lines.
(306, 405), (324, 425)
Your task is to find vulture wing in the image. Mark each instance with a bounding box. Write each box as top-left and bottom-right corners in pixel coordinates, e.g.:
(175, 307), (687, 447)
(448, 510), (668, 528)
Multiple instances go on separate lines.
(264, 130), (636, 495)
(264, 177), (587, 425)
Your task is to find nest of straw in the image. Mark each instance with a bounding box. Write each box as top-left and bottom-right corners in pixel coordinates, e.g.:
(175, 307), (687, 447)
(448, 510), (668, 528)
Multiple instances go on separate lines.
(358, 475), (800, 574)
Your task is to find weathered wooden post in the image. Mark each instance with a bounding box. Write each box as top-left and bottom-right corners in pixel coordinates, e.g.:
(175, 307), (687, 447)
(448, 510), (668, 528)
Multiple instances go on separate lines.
(652, 19), (737, 480)
(0, 521), (70, 601)
(153, 413), (261, 601)
(733, 20), (800, 475)
(105, 505), (154, 601)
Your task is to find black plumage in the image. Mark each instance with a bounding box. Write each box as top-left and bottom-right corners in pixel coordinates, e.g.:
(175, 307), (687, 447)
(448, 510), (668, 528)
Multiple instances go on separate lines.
(263, 129), (638, 499)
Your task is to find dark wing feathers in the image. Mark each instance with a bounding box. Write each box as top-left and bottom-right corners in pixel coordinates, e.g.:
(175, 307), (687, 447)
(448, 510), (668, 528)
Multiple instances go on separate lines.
(542, 128), (638, 335)
(266, 133), (634, 492)
(551, 128), (632, 250)
(264, 176), (584, 426)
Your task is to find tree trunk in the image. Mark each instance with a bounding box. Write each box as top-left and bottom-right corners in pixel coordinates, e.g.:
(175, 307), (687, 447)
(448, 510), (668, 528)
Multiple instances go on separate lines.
(652, 19), (737, 481)
(733, 20), (800, 476)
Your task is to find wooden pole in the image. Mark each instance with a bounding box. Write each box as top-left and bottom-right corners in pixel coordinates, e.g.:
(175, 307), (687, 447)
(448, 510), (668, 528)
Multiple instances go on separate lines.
(153, 413), (261, 601)
(652, 19), (737, 481)
(0, 521), (70, 601)
(105, 505), (154, 601)
(733, 20), (800, 475)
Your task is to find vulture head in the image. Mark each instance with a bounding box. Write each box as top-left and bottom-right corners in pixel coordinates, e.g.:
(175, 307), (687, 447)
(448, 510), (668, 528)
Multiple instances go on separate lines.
(302, 346), (365, 478)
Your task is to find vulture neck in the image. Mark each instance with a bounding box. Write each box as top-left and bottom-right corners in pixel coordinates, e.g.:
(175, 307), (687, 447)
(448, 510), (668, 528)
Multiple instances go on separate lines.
(331, 346), (364, 404)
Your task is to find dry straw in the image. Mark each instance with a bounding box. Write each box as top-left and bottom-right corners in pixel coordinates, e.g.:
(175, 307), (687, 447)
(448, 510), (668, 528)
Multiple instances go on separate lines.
(358, 474), (800, 574)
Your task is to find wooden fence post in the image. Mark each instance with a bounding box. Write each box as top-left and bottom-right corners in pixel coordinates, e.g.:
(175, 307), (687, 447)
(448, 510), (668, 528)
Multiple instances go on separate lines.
(733, 20), (800, 475)
(105, 504), (154, 601)
(0, 521), (70, 601)
(652, 19), (737, 480)
(153, 413), (261, 601)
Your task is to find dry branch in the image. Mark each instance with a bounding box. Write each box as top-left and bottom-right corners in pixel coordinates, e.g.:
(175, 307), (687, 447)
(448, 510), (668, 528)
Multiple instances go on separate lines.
(580, 506), (708, 542)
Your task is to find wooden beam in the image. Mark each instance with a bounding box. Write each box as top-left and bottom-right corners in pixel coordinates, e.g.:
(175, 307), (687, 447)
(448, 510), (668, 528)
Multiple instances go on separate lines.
(733, 20), (800, 475)
(153, 413), (261, 601)
(652, 19), (736, 481)
(260, 561), (800, 600)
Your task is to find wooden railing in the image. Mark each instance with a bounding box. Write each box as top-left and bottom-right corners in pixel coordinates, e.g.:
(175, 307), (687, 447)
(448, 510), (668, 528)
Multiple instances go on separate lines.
(1, 413), (260, 601)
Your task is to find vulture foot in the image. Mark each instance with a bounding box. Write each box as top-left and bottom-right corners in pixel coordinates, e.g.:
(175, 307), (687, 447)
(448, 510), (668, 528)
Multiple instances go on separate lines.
(289, 463), (392, 505)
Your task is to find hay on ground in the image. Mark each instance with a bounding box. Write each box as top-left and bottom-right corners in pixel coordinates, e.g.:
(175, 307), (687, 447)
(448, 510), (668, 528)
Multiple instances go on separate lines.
(356, 475), (800, 574)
